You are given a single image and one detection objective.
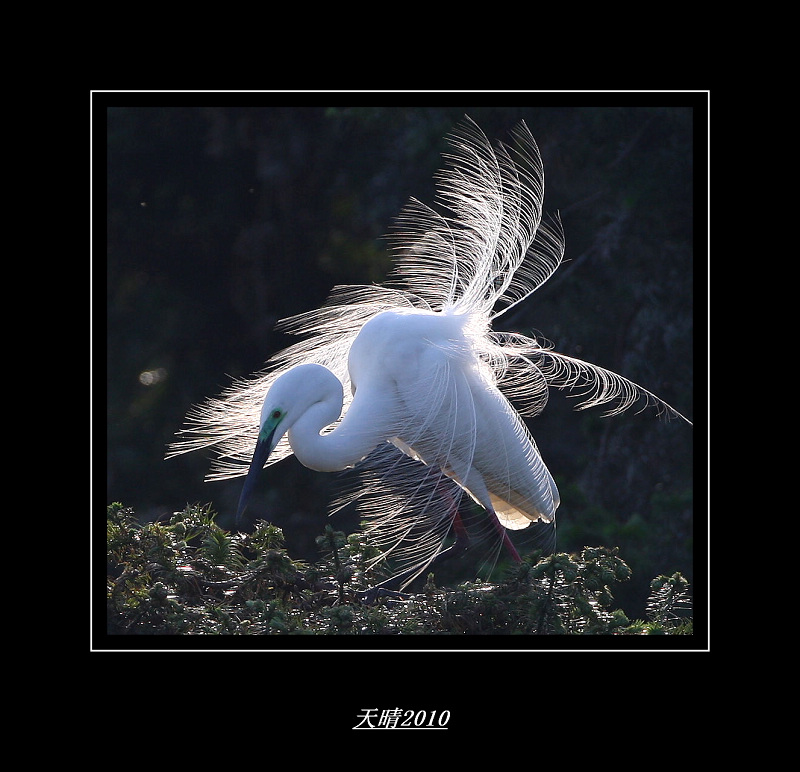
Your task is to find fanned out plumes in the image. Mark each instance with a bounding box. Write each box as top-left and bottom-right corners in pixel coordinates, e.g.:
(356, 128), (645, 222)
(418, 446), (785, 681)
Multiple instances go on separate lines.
(385, 119), (565, 320)
(168, 116), (690, 585)
(486, 330), (688, 420)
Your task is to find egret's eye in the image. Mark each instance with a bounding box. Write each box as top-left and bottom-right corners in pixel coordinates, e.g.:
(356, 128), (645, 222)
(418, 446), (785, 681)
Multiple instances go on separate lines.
(271, 410), (282, 420)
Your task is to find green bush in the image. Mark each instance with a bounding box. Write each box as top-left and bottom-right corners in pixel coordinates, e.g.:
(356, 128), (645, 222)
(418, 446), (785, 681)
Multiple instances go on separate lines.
(106, 502), (693, 637)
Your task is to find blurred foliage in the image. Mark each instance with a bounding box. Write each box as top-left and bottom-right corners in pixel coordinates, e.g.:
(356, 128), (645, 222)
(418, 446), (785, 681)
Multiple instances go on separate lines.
(106, 503), (693, 637)
(104, 102), (699, 621)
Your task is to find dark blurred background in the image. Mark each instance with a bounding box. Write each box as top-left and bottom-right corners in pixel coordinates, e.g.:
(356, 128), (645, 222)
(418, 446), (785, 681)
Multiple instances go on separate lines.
(105, 100), (700, 618)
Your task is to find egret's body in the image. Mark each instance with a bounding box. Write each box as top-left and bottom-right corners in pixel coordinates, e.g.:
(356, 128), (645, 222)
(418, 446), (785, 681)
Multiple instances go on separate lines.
(262, 309), (558, 523)
(169, 118), (690, 589)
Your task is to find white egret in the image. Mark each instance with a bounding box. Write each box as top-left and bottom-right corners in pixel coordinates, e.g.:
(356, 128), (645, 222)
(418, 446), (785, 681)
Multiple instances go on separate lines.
(168, 117), (691, 590)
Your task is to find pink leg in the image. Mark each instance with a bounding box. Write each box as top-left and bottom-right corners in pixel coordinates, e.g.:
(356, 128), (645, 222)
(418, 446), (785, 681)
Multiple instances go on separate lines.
(488, 510), (522, 563)
(441, 485), (470, 554)
(445, 483), (520, 562)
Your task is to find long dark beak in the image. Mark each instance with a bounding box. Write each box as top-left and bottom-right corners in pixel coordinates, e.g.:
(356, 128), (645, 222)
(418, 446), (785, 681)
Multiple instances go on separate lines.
(235, 427), (276, 529)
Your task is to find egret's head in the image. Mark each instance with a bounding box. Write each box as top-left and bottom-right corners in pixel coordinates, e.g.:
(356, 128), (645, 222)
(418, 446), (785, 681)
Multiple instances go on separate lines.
(234, 364), (343, 528)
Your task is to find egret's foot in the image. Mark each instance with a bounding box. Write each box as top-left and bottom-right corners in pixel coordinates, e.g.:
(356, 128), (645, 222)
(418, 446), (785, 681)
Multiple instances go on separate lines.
(355, 586), (410, 606)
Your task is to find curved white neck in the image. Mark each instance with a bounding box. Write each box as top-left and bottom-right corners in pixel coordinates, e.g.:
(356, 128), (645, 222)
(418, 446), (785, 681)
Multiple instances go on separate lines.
(287, 388), (392, 473)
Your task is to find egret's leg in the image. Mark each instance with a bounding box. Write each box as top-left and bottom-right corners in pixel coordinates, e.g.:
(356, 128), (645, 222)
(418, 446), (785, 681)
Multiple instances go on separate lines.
(360, 530), (470, 603)
(487, 510), (522, 563)
(410, 487), (472, 573)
